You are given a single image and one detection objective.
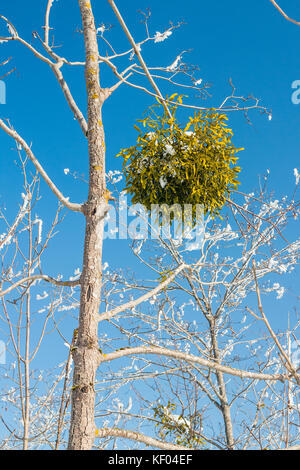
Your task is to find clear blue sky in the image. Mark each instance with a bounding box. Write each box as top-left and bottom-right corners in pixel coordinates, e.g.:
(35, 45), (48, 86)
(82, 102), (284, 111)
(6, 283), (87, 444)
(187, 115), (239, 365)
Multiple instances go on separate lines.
(1, 0), (299, 280)
(0, 0), (299, 424)
(1, 2), (300, 196)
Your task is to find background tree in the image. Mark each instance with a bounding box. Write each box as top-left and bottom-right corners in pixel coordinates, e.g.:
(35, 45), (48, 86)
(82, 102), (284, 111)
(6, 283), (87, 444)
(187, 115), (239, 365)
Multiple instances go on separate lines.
(95, 184), (299, 450)
(0, 0), (298, 450)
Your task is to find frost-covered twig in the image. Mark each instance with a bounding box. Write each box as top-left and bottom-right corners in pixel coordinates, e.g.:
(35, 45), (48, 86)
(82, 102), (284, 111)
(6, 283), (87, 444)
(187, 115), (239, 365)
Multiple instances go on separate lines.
(96, 426), (189, 450)
(98, 263), (186, 322)
(107, 0), (172, 119)
(99, 346), (290, 382)
(249, 260), (300, 384)
(0, 119), (83, 212)
(0, 274), (80, 299)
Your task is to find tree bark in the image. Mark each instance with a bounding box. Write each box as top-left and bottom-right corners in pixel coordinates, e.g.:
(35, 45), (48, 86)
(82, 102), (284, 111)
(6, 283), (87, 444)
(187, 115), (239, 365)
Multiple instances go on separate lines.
(209, 324), (235, 450)
(68, 0), (106, 450)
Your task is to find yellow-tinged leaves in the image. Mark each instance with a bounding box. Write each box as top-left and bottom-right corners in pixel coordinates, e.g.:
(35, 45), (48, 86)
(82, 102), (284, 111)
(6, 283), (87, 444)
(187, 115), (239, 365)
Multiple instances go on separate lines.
(184, 121), (192, 132)
(117, 97), (243, 224)
(104, 189), (111, 203)
(159, 268), (172, 282)
(153, 402), (206, 449)
(168, 93), (178, 101)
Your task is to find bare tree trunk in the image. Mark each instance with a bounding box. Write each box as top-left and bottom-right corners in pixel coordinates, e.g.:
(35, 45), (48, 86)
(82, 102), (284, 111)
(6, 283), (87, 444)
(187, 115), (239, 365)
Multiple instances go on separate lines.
(209, 324), (234, 450)
(172, 253), (235, 449)
(23, 197), (32, 450)
(68, 0), (106, 450)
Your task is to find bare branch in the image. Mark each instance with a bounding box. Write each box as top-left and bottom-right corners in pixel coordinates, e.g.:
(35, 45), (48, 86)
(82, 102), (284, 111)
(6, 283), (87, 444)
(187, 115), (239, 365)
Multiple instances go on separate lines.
(0, 274), (80, 299)
(251, 260), (300, 384)
(99, 346), (291, 382)
(0, 119), (83, 212)
(107, 0), (172, 118)
(0, 195), (28, 251)
(282, 445), (300, 451)
(0, 14), (54, 65)
(50, 62), (88, 135)
(96, 427), (189, 450)
(98, 263), (187, 322)
(44, 0), (54, 46)
(0, 14), (88, 136)
(269, 0), (300, 26)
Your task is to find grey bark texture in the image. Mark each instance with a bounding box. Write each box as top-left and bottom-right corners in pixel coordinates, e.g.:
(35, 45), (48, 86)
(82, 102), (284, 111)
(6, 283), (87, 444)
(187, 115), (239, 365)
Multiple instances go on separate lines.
(68, 0), (106, 450)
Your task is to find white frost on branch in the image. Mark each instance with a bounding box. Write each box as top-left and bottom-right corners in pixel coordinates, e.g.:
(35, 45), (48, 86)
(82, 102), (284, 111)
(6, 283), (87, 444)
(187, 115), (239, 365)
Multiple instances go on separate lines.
(166, 54), (182, 72)
(130, 44), (141, 61)
(96, 25), (105, 34)
(154, 30), (172, 43)
(107, 170), (123, 184)
(266, 282), (285, 300)
(0, 193), (29, 251)
(58, 302), (80, 312)
(69, 268), (81, 281)
(6, 23), (17, 38)
(34, 216), (43, 244)
(133, 240), (144, 255)
(275, 285), (285, 299)
(162, 406), (191, 428)
(159, 175), (167, 188)
(185, 240), (202, 252)
(146, 132), (156, 139)
(163, 144), (176, 157)
(204, 224), (238, 243)
(294, 168), (300, 185)
(36, 291), (49, 301)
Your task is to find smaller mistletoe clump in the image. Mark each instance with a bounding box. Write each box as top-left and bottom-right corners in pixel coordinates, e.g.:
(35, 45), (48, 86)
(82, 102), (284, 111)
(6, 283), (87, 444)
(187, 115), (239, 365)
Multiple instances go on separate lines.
(118, 96), (243, 224)
(153, 402), (205, 448)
